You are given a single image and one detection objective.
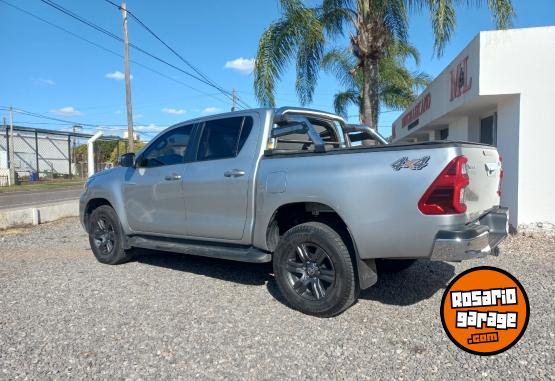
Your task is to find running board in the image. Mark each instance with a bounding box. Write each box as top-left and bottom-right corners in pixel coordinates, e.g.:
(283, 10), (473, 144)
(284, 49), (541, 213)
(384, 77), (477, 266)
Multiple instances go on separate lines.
(128, 235), (272, 263)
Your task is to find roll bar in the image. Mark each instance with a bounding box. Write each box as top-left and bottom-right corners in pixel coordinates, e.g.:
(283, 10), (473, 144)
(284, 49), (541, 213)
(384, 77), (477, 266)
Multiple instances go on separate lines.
(272, 107), (388, 150)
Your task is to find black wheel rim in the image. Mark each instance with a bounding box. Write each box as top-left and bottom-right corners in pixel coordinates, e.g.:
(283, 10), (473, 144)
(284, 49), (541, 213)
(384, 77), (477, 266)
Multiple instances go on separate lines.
(93, 217), (116, 256)
(285, 242), (336, 301)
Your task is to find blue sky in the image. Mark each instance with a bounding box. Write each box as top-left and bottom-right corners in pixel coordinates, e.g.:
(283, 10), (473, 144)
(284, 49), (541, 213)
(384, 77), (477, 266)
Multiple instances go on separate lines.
(1, 0), (554, 140)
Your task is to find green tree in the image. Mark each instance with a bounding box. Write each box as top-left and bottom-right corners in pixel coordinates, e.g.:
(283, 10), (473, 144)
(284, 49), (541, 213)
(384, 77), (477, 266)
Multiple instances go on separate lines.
(322, 40), (430, 125)
(254, 0), (514, 129)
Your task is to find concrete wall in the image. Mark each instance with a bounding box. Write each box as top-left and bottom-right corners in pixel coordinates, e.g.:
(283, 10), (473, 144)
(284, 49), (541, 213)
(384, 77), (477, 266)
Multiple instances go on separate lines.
(480, 27), (555, 225)
(496, 96), (520, 226)
(447, 117), (470, 141)
(392, 35), (480, 140)
(392, 26), (555, 226)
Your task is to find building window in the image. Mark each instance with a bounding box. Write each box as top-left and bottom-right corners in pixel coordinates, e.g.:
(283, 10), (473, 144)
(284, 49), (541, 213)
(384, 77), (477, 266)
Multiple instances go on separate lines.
(480, 115), (497, 146)
(439, 128), (449, 140)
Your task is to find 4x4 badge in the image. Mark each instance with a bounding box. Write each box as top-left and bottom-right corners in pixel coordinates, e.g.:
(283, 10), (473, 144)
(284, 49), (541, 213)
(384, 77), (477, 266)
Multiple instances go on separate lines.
(391, 156), (430, 171)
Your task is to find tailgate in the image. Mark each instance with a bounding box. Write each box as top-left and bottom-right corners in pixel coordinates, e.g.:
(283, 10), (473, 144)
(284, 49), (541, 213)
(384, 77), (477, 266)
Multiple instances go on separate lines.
(461, 145), (502, 221)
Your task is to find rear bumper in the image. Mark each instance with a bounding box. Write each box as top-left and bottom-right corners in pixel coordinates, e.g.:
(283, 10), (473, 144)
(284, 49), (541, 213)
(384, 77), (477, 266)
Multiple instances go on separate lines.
(430, 207), (509, 262)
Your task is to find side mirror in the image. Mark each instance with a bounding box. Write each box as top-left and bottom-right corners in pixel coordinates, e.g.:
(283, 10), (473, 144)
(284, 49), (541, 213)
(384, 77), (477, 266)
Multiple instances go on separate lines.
(118, 152), (135, 167)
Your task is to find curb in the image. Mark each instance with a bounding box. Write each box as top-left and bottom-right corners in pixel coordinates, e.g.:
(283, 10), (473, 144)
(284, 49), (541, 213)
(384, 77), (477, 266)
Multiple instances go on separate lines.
(0, 200), (79, 230)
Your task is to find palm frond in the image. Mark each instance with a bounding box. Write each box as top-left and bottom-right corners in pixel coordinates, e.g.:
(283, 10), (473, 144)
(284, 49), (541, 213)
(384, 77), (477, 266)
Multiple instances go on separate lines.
(333, 90), (359, 117)
(428, 0), (457, 56)
(321, 0), (356, 36)
(383, 0), (409, 42)
(295, 8), (326, 105)
(486, 0), (514, 28)
(254, 20), (300, 107)
(321, 48), (358, 89)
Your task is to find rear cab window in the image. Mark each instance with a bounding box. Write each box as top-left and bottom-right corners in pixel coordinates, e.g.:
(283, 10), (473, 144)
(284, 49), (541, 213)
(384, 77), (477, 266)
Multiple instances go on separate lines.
(273, 118), (341, 152)
(196, 116), (253, 161)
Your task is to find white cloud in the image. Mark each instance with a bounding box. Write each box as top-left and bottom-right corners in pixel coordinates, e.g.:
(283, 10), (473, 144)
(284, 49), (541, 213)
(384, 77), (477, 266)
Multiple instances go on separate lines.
(114, 109), (122, 115)
(135, 113), (144, 119)
(202, 107), (221, 114)
(51, 106), (82, 116)
(162, 107), (186, 115)
(134, 124), (166, 133)
(224, 57), (255, 74)
(36, 78), (55, 86)
(105, 70), (133, 80)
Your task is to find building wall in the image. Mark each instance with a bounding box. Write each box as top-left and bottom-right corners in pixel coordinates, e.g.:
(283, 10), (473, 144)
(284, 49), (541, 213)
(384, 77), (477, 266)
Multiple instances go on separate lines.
(0, 131), (71, 176)
(495, 96), (521, 225)
(392, 27), (555, 226)
(480, 27), (555, 225)
(392, 34), (480, 140)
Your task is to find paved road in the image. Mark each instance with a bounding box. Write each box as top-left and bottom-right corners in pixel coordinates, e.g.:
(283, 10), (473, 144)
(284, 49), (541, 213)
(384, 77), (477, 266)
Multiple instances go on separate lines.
(0, 186), (82, 210)
(0, 218), (553, 380)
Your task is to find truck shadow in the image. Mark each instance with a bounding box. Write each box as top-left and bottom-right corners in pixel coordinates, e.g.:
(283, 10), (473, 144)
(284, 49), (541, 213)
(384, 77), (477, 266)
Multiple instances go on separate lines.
(358, 260), (455, 306)
(133, 249), (455, 307)
(133, 248), (273, 286)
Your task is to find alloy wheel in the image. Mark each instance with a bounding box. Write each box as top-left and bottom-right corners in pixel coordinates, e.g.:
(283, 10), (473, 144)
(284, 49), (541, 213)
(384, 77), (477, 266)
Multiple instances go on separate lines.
(93, 217), (116, 256)
(285, 242), (336, 301)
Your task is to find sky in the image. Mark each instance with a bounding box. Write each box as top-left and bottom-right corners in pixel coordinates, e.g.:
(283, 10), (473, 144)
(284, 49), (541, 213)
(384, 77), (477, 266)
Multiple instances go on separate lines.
(1, 0), (554, 140)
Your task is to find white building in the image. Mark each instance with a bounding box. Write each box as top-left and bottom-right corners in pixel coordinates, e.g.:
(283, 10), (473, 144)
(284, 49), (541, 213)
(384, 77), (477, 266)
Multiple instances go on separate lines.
(392, 26), (555, 228)
(0, 126), (73, 183)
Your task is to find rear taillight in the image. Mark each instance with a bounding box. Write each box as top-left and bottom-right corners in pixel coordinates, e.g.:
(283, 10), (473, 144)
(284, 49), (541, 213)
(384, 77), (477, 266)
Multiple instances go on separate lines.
(497, 156), (503, 197)
(418, 156), (470, 215)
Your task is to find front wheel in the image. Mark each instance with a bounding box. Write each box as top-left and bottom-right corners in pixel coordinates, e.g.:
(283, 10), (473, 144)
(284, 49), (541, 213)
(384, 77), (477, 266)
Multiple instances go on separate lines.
(88, 205), (132, 265)
(273, 222), (358, 317)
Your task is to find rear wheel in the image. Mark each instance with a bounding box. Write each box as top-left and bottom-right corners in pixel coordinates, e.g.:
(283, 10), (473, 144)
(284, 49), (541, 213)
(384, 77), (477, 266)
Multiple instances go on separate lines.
(273, 222), (358, 317)
(88, 205), (132, 265)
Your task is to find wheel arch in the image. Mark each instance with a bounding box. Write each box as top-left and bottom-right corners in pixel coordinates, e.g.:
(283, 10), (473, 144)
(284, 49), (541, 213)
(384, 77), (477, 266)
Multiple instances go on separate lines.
(266, 201), (377, 290)
(83, 198), (114, 233)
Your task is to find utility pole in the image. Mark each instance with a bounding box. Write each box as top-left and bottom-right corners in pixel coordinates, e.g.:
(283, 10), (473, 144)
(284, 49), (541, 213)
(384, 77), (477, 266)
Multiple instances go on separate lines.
(8, 107), (15, 186)
(231, 88), (237, 112)
(121, 0), (134, 152)
(72, 124), (82, 163)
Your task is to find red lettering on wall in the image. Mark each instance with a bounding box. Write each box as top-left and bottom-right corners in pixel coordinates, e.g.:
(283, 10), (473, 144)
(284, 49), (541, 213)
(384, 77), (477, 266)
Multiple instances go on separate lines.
(402, 93), (432, 128)
(450, 56), (472, 101)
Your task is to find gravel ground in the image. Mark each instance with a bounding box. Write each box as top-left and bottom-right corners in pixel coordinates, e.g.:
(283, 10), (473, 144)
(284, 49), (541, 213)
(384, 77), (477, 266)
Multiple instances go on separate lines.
(0, 218), (554, 380)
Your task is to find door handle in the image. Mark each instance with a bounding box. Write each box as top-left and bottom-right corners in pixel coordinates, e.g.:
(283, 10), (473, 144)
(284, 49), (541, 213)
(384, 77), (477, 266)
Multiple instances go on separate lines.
(164, 174), (182, 181)
(224, 169), (246, 178)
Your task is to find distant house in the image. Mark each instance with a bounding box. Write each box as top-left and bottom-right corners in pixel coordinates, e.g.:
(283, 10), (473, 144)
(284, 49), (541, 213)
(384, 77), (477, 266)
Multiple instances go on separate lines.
(0, 125), (73, 177)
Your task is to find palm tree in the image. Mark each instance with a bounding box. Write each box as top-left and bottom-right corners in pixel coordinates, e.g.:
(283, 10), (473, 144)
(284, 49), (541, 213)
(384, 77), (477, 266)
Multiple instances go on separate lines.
(322, 40), (430, 128)
(254, 0), (514, 128)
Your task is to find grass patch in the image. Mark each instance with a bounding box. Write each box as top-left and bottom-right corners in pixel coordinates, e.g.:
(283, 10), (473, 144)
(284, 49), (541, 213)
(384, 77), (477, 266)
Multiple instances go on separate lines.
(0, 180), (85, 193)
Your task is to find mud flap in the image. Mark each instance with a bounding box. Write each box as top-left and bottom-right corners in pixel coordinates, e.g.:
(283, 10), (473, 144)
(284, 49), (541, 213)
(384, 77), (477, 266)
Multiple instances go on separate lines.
(357, 258), (378, 290)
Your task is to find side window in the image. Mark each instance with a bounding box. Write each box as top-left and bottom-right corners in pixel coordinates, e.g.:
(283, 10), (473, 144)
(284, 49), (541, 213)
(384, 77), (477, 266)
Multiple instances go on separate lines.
(140, 125), (193, 168)
(197, 116), (253, 161)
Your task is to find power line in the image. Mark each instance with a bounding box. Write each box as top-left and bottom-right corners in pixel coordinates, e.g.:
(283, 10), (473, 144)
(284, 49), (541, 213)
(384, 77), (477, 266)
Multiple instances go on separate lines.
(0, 0), (230, 106)
(109, 1), (251, 109)
(38, 0), (246, 109)
(0, 106), (165, 131)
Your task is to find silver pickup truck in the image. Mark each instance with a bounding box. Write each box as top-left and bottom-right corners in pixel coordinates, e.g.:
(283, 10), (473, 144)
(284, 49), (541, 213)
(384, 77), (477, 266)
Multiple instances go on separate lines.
(80, 107), (508, 317)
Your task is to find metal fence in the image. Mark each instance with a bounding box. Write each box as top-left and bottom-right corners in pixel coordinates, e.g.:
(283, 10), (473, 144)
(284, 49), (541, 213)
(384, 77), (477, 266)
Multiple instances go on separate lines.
(0, 125), (126, 186)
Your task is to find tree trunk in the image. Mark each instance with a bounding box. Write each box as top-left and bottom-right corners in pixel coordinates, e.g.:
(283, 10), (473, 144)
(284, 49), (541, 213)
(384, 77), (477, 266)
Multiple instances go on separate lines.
(361, 56), (379, 130)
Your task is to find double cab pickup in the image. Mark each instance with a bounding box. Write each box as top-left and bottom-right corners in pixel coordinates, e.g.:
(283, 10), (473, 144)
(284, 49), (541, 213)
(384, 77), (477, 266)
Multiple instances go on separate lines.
(80, 107), (508, 316)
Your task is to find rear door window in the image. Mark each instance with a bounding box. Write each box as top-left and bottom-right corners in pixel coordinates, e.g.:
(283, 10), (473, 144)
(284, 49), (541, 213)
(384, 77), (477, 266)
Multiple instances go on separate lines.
(196, 116), (253, 161)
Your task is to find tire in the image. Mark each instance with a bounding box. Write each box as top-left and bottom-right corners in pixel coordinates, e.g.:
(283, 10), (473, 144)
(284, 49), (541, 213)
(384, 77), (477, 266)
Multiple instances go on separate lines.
(376, 259), (417, 273)
(273, 222), (358, 317)
(88, 205), (132, 265)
